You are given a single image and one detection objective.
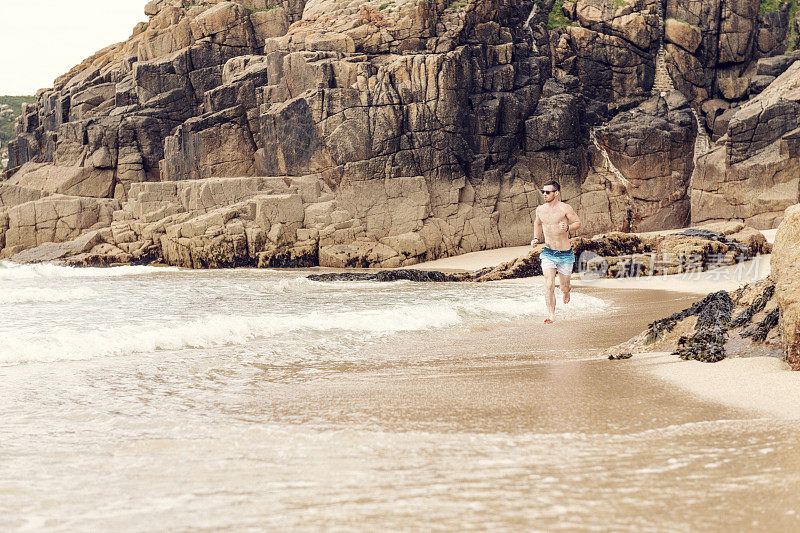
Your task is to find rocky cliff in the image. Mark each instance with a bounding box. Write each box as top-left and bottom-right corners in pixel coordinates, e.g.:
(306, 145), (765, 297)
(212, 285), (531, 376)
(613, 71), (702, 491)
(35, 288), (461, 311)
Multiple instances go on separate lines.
(1, 0), (798, 268)
(692, 58), (800, 228)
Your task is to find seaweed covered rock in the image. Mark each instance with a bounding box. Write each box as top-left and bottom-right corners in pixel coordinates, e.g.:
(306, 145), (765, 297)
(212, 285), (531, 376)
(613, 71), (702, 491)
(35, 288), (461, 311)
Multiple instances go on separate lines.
(672, 290), (732, 362)
(605, 278), (783, 361)
(572, 231), (648, 258)
(470, 249), (543, 281)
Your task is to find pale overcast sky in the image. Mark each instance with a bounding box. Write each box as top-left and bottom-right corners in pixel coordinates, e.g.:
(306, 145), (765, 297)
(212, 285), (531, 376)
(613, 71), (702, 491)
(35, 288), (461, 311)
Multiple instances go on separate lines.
(0, 1), (147, 95)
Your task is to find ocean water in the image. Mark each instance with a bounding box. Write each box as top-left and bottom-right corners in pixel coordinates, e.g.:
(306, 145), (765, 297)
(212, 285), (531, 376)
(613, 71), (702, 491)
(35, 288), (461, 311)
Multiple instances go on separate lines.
(1, 261), (799, 531)
(0, 261), (607, 367)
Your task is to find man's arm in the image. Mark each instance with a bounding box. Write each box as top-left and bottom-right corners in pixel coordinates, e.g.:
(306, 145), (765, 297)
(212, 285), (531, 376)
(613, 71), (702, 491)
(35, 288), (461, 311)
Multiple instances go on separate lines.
(564, 203), (581, 233)
(531, 209), (544, 246)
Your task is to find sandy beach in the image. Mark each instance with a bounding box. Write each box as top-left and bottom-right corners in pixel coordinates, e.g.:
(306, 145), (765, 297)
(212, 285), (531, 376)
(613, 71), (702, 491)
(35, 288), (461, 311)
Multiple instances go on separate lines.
(2, 248), (800, 530)
(638, 353), (799, 419)
(413, 227), (800, 422)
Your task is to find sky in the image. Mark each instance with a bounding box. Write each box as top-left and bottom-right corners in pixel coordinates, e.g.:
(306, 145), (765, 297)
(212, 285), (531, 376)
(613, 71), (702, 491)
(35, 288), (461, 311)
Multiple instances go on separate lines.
(0, 1), (147, 95)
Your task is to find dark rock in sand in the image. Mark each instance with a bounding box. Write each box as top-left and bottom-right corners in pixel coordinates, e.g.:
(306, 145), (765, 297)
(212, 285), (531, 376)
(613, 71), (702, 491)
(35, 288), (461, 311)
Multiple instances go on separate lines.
(470, 251), (543, 282)
(675, 227), (752, 256)
(674, 326), (728, 363)
(645, 291), (727, 345)
(641, 283), (781, 363)
(308, 269), (467, 283)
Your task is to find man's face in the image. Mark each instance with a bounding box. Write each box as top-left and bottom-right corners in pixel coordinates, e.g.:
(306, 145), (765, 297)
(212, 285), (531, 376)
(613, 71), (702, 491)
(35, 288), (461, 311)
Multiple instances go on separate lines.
(541, 187), (557, 200)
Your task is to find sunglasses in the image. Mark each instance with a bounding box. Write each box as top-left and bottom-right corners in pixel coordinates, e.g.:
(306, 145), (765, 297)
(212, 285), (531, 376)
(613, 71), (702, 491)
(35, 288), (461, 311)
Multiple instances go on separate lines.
(540, 189), (556, 194)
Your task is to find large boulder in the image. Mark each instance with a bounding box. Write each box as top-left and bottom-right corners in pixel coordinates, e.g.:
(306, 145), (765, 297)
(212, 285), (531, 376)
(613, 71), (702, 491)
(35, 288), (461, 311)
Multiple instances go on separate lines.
(772, 204), (800, 369)
(757, 54), (797, 77)
(593, 93), (696, 231)
(1, 195), (119, 258)
(8, 164), (115, 198)
(757, 4), (791, 56)
(665, 18), (702, 53)
(0, 183), (50, 208)
(691, 61), (800, 228)
(605, 279), (782, 361)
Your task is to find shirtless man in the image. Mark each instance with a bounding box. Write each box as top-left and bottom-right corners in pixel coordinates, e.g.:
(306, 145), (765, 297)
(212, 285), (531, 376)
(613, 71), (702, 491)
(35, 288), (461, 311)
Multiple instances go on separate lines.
(531, 180), (582, 324)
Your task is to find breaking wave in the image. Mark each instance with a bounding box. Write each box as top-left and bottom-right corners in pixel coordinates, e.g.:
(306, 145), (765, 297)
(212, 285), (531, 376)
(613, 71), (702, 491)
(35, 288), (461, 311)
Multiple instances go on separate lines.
(0, 293), (606, 365)
(0, 260), (177, 280)
(0, 287), (97, 304)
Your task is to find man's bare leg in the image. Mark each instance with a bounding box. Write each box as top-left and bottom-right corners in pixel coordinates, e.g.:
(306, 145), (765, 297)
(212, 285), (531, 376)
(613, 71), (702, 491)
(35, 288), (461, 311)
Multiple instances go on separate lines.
(543, 268), (557, 323)
(559, 272), (571, 304)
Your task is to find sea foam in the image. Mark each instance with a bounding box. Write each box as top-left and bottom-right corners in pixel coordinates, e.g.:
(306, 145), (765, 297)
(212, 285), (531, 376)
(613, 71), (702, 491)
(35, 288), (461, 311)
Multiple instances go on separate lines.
(0, 261), (177, 280)
(0, 287), (97, 305)
(0, 293), (606, 365)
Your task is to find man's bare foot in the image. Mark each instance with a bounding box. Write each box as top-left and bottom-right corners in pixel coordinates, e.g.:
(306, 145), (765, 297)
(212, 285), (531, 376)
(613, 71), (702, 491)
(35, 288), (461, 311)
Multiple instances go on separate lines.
(544, 316), (554, 324)
(563, 291), (570, 304)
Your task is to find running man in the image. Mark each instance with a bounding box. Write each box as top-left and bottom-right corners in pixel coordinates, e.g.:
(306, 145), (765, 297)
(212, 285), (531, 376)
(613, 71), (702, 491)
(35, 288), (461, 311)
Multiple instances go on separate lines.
(531, 181), (582, 324)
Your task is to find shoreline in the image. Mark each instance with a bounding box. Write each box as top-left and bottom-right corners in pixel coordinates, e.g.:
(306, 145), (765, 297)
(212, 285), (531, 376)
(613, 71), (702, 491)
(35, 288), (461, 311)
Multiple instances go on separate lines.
(412, 229), (800, 420)
(8, 229), (795, 421)
(413, 228), (778, 273)
(633, 353), (800, 419)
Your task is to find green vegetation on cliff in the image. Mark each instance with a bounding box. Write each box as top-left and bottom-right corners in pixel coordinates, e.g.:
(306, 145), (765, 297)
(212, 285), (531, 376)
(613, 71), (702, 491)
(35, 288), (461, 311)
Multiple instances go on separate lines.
(546, 0), (584, 29)
(760, 0), (799, 51)
(760, 0), (789, 15)
(0, 95), (36, 166)
(0, 95), (35, 117)
(548, 0), (568, 29)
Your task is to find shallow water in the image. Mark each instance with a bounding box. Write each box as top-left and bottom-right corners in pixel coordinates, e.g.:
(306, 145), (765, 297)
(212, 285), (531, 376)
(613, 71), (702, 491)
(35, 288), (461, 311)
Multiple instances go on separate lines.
(1, 262), (798, 531)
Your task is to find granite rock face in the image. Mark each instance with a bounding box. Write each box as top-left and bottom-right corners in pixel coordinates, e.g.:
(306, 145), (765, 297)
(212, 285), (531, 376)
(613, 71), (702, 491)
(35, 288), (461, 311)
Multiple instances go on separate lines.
(691, 61), (800, 228)
(551, 0), (660, 103)
(0, 194), (119, 259)
(1, 0), (798, 268)
(593, 93), (696, 231)
(3, 0), (559, 267)
(663, 0), (793, 121)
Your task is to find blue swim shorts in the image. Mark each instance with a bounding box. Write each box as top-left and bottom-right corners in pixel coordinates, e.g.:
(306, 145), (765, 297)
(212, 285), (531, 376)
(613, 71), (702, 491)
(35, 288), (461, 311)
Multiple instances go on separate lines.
(540, 247), (575, 276)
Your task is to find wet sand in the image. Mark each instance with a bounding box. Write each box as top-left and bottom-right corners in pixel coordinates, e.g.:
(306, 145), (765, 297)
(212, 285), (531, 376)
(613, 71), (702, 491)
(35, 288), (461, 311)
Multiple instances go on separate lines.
(413, 233), (800, 425)
(5, 285), (800, 531)
(641, 354), (800, 419)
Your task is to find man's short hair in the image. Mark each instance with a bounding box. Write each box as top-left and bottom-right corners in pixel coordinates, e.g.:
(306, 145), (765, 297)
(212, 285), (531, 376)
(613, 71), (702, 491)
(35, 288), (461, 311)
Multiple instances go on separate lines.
(543, 180), (560, 191)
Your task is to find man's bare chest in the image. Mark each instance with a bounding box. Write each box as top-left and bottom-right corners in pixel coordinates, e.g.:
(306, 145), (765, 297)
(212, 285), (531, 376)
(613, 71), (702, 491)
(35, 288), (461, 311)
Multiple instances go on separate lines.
(538, 206), (567, 224)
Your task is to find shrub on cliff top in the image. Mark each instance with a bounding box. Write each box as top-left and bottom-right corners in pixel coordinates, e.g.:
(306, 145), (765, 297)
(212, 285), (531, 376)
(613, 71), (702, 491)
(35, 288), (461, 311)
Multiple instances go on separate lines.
(0, 95), (36, 160)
